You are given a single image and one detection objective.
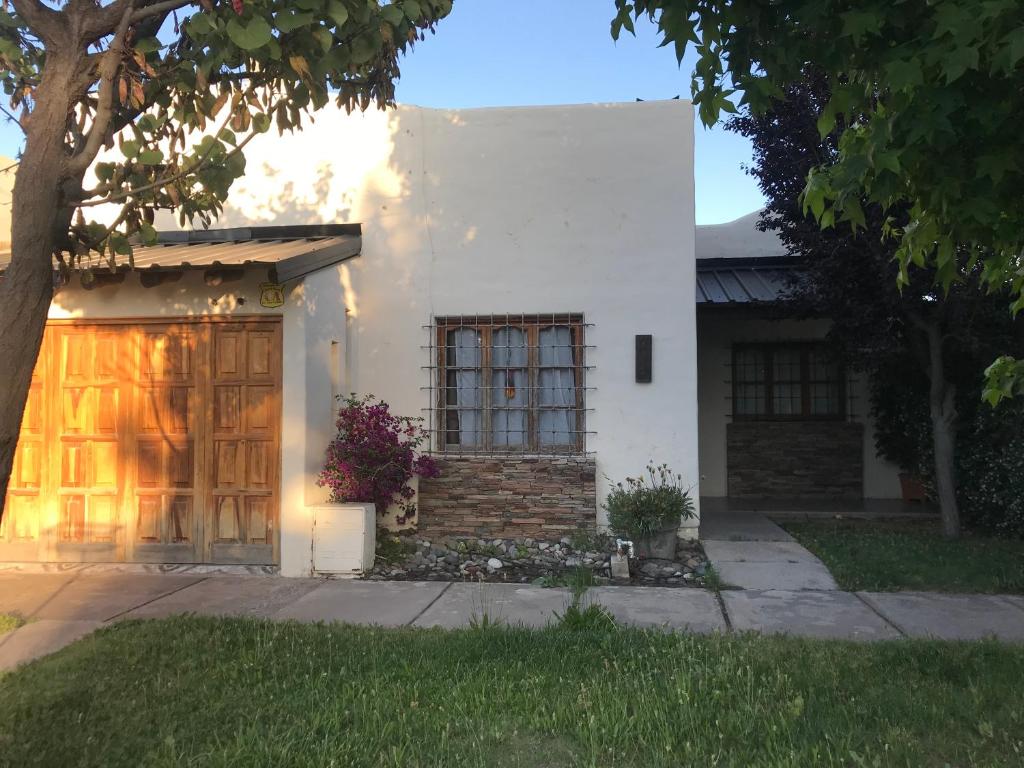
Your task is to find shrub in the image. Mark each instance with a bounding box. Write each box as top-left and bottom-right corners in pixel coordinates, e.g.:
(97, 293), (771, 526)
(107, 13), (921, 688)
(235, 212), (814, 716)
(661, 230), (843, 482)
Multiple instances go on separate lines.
(604, 463), (695, 540)
(317, 395), (440, 525)
(956, 400), (1024, 538)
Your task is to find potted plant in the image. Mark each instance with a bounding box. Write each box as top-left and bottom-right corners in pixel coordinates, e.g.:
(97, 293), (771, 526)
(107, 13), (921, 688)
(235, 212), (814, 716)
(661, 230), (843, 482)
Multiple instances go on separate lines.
(605, 463), (695, 559)
(314, 395), (440, 573)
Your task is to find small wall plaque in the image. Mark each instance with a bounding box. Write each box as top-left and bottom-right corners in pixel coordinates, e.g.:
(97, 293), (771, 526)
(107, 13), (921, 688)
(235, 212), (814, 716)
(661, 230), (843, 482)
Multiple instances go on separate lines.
(259, 282), (285, 308)
(635, 334), (652, 383)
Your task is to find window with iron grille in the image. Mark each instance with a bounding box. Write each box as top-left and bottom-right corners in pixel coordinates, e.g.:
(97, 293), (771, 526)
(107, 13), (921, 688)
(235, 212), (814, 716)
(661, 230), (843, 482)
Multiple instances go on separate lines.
(432, 315), (588, 453)
(732, 342), (845, 420)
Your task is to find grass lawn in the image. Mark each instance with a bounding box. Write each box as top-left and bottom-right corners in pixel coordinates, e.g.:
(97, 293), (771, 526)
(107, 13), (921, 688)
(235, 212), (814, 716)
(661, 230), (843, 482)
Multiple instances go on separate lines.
(2, 617), (1024, 767)
(783, 519), (1024, 593)
(0, 614), (24, 635)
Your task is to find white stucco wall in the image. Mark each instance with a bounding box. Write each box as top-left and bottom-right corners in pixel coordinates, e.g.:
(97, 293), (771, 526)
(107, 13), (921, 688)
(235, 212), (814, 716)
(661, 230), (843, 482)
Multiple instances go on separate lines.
(696, 307), (901, 499)
(49, 101), (697, 575)
(254, 101), (698, 572)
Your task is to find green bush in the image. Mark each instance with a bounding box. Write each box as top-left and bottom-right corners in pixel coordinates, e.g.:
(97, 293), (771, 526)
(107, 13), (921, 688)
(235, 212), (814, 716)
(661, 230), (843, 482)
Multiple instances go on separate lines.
(604, 463), (695, 540)
(867, 349), (1024, 538)
(957, 400), (1024, 538)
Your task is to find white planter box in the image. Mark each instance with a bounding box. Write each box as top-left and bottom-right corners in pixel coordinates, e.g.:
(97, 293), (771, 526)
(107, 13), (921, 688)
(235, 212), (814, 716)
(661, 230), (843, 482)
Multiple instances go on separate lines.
(311, 502), (376, 575)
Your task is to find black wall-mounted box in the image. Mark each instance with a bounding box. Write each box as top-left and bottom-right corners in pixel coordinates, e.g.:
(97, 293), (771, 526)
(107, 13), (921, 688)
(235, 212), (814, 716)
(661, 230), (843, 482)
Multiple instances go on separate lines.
(635, 334), (652, 383)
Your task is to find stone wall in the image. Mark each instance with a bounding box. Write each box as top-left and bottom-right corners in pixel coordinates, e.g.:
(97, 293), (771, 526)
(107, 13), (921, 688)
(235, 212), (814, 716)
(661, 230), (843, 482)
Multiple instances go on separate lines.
(726, 421), (864, 499)
(417, 456), (597, 539)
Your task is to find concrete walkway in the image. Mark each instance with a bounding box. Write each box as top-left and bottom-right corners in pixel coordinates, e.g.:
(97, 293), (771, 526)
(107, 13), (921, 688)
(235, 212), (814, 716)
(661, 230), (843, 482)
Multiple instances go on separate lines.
(699, 508), (839, 590)
(2, 572), (1024, 670)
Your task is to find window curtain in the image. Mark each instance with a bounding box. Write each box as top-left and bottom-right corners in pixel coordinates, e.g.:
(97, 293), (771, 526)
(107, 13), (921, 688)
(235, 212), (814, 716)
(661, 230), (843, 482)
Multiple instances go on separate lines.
(538, 326), (577, 446)
(446, 328), (481, 446)
(492, 326), (528, 446)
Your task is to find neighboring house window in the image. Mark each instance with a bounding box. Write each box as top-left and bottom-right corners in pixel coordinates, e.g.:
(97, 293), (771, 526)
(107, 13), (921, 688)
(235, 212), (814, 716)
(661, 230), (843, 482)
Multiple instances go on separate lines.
(435, 315), (586, 453)
(732, 343), (845, 420)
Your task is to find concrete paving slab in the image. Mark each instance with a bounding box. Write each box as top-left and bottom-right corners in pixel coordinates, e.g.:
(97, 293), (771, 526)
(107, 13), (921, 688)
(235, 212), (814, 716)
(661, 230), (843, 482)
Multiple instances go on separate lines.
(275, 580), (448, 626)
(123, 576), (324, 620)
(0, 573), (77, 617)
(699, 511), (794, 542)
(713, 561), (838, 591)
(722, 589), (900, 641)
(860, 592), (1024, 642)
(413, 583), (570, 629)
(29, 575), (205, 621)
(1002, 595), (1024, 615)
(0, 619), (103, 670)
(590, 586), (726, 633)
(702, 540), (822, 563)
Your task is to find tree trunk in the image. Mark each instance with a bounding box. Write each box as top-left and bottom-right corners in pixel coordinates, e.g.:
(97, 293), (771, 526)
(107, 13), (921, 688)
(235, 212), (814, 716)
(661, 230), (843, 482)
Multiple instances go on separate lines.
(0, 53), (77, 519)
(924, 321), (960, 539)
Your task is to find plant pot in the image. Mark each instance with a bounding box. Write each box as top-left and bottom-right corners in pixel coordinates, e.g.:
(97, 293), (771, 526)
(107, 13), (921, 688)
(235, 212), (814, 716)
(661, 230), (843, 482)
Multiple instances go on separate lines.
(898, 473), (927, 504)
(634, 524), (679, 559)
(311, 502), (376, 574)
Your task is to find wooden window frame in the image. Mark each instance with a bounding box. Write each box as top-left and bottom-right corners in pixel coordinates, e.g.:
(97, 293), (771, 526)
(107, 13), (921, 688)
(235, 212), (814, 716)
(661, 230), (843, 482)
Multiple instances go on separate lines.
(435, 314), (586, 454)
(731, 341), (846, 422)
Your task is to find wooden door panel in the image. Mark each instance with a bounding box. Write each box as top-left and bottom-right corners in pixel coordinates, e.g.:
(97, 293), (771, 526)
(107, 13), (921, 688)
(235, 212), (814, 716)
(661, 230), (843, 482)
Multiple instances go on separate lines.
(168, 496), (193, 543)
(213, 440), (243, 488)
(93, 441), (119, 487)
(136, 496), (162, 542)
(1, 317), (281, 566)
(1, 350), (47, 560)
(215, 333), (242, 378)
(247, 334), (274, 378)
(247, 441), (273, 489)
(214, 386), (241, 432)
(130, 326), (201, 563)
(206, 321), (280, 565)
(52, 328), (122, 560)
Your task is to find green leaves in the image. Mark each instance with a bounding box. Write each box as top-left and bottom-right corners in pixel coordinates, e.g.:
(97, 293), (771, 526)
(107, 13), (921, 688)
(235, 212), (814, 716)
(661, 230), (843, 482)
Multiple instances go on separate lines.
(226, 15), (273, 50)
(326, 0), (349, 27)
(137, 149), (164, 165)
(39, 0), (453, 298)
(983, 357), (1024, 405)
(275, 10), (314, 33)
(840, 10), (882, 43)
(616, 0), (1024, 398)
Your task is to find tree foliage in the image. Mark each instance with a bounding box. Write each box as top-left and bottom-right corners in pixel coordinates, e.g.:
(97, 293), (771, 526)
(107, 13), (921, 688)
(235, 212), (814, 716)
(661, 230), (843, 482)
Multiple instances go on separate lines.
(0, 0), (450, 515)
(0, 0), (450, 274)
(613, 0), (1024, 396)
(728, 71), (1024, 536)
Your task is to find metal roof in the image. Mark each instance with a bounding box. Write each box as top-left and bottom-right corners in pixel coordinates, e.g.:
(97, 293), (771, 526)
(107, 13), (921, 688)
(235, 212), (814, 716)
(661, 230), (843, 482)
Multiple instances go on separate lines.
(0, 224), (362, 283)
(696, 256), (799, 305)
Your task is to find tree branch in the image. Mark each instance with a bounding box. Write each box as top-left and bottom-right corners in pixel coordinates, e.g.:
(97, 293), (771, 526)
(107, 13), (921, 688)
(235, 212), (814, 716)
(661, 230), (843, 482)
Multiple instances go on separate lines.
(81, 0), (194, 45)
(0, 105), (26, 132)
(9, 0), (61, 44)
(66, 0), (136, 176)
(129, 0), (196, 25)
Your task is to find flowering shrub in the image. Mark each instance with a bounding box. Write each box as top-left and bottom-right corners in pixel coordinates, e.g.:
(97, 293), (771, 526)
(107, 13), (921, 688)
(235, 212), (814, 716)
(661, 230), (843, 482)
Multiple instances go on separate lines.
(604, 463), (695, 540)
(317, 395), (440, 525)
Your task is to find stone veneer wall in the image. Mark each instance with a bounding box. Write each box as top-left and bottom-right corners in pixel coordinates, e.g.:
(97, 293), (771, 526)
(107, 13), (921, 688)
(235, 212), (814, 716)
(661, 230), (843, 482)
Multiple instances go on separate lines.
(727, 421), (864, 499)
(417, 456), (597, 539)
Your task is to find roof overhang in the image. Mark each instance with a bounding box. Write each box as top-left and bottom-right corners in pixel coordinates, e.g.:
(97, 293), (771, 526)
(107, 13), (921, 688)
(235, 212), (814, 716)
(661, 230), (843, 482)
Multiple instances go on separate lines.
(696, 256), (801, 306)
(0, 223), (362, 284)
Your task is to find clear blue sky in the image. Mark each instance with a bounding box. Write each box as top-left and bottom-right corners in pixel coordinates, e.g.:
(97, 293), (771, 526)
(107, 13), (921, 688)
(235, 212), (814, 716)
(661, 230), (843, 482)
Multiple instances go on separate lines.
(0, 1), (764, 225)
(394, 2), (764, 224)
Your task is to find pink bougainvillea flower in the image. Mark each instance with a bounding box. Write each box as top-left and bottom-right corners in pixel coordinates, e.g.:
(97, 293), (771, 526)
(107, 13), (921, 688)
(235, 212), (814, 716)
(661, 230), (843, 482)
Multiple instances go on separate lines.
(317, 394), (440, 522)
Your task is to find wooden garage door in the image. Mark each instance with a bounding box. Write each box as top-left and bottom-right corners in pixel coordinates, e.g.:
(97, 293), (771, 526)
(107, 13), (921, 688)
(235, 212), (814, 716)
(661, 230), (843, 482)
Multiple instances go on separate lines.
(0, 317), (282, 565)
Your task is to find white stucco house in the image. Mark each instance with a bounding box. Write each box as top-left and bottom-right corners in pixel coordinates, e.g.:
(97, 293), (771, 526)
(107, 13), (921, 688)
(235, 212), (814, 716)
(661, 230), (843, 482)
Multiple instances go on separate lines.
(0, 99), (901, 577)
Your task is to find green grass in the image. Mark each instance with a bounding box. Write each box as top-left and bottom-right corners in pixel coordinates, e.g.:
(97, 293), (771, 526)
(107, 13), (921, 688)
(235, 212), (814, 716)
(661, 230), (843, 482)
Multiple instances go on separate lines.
(0, 614), (24, 635)
(2, 617), (1024, 767)
(784, 519), (1024, 593)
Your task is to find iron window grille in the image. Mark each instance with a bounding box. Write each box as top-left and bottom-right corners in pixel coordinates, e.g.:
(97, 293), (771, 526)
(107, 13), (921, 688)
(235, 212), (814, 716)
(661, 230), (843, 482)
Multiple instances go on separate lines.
(422, 314), (594, 455)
